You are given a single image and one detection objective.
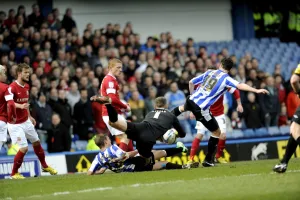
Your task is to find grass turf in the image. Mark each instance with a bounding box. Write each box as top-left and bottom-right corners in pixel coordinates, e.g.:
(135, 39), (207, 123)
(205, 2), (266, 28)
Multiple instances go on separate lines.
(1, 159), (300, 200)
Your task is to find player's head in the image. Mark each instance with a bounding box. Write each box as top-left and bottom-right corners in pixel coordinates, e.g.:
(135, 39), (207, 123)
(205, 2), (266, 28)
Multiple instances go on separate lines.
(219, 58), (234, 72)
(94, 134), (111, 148)
(16, 63), (31, 82)
(0, 65), (7, 83)
(155, 97), (167, 109)
(108, 58), (122, 77)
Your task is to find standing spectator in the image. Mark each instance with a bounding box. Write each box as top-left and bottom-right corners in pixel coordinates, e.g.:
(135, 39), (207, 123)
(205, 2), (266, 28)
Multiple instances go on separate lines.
(73, 89), (93, 140)
(165, 82), (191, 134)
(53, 90), (73, 130)
(275, 75), (286, 104)
(278, 103), (288, 126)
(259, 76), (280, 127)
(236, 65), (246, 83)
(47, 113), (71, 153)
(286, 90), (300, 119)
(27, 4), (44, 29)
(66, 81), (80, 113)
(61, 8), (76, 33)
(145, 86), (157, 113)
(4, 9), (16, 29)
(32, 93), (53, 143)
(128, 90), (146, 122)
(243, 92), (262, 129)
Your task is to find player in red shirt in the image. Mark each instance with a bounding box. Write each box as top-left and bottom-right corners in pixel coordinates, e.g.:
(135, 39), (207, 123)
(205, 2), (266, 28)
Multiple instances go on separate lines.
(0, 65), (16, 150)
(5, 63), (57, 179)
(91, 59), (133, 152)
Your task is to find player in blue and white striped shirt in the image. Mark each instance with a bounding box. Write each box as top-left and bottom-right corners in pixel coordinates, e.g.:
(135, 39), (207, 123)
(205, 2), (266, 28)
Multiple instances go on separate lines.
(172, 58), (269, 167)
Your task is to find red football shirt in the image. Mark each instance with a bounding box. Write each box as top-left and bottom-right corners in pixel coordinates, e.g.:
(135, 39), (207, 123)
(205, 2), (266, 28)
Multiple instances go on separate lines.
(100, 74), (127, 116)
(5, 81), (30, 124)
(0, 82), (8, 123)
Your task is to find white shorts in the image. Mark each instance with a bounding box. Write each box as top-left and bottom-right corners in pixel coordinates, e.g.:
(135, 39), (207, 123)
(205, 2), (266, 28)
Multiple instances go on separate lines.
(7, 119), (39, 148)
(103, 114), (126, 136)
(195, 114), (226, 134)
(0, 121), (7, 142)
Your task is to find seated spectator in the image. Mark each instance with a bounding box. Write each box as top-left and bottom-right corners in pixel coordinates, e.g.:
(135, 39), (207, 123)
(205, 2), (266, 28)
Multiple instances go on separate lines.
(243, 92), (262, 129)
(128, 90), (146, 122)
(47, 113), (71, 153)
(145, 86), (157, 113)
(66, 81), (80, 113)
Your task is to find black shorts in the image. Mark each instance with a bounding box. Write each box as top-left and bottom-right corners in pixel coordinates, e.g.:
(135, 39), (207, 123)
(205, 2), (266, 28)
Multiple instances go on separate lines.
(184, 97), (219, 132)
(292, 106), (300, 124)
(124, 154), (155, 172)
(125, 122), (155, 158)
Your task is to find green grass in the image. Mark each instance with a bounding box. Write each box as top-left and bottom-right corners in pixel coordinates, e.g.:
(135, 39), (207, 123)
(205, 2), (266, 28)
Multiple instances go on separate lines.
(1, 159), (300, 200)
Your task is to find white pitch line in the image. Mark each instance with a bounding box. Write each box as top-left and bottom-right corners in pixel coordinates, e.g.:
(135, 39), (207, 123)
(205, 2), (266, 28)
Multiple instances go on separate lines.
(11, 169), (300, 200)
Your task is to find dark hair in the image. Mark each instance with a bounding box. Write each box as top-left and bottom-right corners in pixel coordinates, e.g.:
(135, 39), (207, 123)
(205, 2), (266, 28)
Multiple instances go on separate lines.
(155, 97), (167, 108)
(94, 134), (108, 148)
(16, 63), (30, 74)
(221, 58), (234, 71)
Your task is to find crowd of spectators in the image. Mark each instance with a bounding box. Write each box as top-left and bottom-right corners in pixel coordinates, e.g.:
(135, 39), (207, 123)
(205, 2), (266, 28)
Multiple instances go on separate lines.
(0, 4), (299, 153)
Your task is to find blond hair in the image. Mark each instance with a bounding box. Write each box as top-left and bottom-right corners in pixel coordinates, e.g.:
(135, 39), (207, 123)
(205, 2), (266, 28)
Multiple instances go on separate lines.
(108, 58), (122, 69)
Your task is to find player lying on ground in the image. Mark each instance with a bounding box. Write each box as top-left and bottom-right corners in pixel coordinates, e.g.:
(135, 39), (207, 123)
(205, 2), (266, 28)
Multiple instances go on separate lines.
(184, 65), (243, 164)
(5, 63), (57, 179)
(0, 65), (16, 150)
(171, 58), (269, 167)
(87, 134), (198, 175)
(100, 58), (133, 152)
(90, 96), (186, 166)
(273, 64), (300, 173)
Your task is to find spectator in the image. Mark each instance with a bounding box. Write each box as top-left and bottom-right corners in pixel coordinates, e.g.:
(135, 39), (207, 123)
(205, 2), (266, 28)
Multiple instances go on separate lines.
(32, 93), (53, 143)
(88, 78), (100, 99)
(0, 11), (7, 34)
(140, 36), (155, 53)
(259, 76), (280, 127)
(286, 90), (300, 119)
(243, 92), (262, 129)
(27, 4), (44, 29)
(275, 74), (286, 104)
(4, 9), (16, 29)
(278, 103), (288, 126)
(73, 89), (93, 140)
(236, 65), (246, 83)
(66, 81), (80, 113)
(61, 8), (76, 33)
(145, 86), (157, 113)
(47, 113), (71, 153)
(0, 34), (10, 53)
(128, 90), (146, 122)
(165, 82), (191, 134)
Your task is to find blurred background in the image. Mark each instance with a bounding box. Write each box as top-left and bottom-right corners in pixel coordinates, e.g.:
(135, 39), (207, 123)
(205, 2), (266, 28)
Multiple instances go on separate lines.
(0, 0), (299, 155)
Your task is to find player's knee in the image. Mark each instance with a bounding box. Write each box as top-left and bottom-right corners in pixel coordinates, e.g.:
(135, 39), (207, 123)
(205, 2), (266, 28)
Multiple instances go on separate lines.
(196, 133), (203, 140)
(20, 146), (28, 153)
(32, 140), (40, 146)
(220, 133), (226, 140)
(212, 128), (221, 137)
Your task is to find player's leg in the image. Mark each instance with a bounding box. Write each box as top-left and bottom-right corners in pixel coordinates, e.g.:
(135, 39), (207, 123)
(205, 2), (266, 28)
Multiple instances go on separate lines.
(104, 104), (128, 132)
(273, 119), (300, 173)
(7, 123), (28, 179)
(215, 115), (227, 164)
(24, 119), (57, 175)
(152, 142), (188, 160)
(153, 161), (199, 170)
(103, 114), (131, 151)
(171, 104), (185, 116)
(189, 122), (205, 162)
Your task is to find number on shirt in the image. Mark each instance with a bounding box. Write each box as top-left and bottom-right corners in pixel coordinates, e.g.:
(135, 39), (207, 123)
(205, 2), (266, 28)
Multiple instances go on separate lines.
(203, 76), (217, 91)
(153, 111), (161, 119)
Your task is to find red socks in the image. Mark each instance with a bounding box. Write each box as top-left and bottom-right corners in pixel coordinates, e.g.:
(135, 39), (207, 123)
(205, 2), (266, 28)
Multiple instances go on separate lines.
(216, 139), (226, 159)
(33, 143), (48, 168)
(190, 138), (201, 161)
(127, 140), (134, 151)
(11, 150), (25, 176)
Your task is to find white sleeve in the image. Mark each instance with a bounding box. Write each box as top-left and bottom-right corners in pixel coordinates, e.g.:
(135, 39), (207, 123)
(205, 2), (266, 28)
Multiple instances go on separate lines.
(88, 156), (103, 173)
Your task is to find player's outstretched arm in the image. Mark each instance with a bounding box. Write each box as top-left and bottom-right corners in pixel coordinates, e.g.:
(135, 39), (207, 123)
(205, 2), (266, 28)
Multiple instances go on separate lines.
(237, 83), (269, 95)
(172, 117), (186, 138)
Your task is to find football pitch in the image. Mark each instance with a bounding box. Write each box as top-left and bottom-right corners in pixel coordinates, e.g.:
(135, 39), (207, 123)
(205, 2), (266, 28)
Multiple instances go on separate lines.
(1, 159), (300, 200)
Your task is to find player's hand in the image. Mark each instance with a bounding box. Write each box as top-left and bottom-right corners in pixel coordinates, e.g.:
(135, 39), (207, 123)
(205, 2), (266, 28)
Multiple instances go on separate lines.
(256, 89), (269, 95)
(189, 112), (195, 119)
(237, 104), (244, 113)
(125, 104), (131, 112)
(11, 117), (16, 124)
(19, 103), (30, 109)
(29, 116), (36, 126)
